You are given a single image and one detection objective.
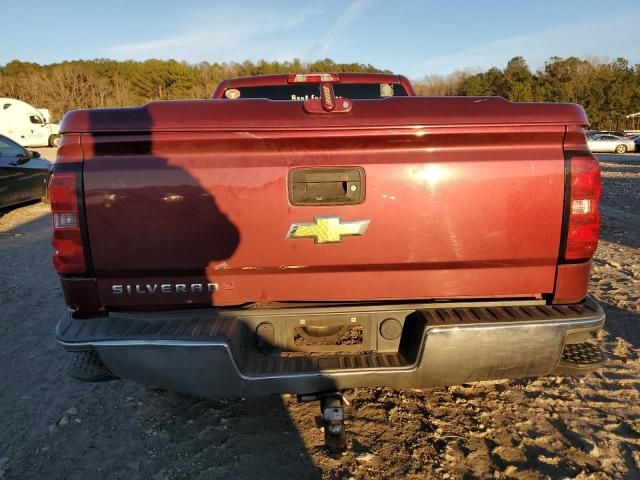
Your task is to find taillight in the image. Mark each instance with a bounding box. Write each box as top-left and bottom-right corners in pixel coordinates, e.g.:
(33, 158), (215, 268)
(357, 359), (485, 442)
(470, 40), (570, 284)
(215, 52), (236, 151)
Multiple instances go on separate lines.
(563, 155), (601, 261)
(288, 73), (339, 83)
(50, 170), (86, 273)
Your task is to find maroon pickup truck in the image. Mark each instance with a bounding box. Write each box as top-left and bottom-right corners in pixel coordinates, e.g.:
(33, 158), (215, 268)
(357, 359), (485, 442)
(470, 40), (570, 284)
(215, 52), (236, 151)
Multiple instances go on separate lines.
(51, 73), (604, 448)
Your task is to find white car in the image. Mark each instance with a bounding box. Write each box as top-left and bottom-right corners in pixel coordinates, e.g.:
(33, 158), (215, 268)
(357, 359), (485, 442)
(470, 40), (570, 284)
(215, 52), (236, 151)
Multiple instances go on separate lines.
(587, 134), (636, 154)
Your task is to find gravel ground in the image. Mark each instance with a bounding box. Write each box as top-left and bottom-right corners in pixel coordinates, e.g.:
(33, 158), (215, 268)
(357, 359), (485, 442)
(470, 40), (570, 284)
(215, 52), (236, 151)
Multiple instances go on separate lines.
(0, 154), (638, 480)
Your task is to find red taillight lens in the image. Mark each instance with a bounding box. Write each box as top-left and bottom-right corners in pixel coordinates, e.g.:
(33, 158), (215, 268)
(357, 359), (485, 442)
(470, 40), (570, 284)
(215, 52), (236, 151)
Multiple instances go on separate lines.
(564, 156), (601, 260)
(50, 171), (86, 273)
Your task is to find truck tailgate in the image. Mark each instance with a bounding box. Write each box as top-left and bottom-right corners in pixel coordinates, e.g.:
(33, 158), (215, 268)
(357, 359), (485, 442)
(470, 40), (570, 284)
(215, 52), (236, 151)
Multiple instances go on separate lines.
(74, 99), (571, 308)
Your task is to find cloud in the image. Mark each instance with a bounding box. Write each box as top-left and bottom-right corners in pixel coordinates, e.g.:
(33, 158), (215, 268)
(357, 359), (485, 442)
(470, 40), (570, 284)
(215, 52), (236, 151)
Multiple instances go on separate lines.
(312, 0), (374, 57)
(417, 7), (640, 76)
(104, 6), (320, 62)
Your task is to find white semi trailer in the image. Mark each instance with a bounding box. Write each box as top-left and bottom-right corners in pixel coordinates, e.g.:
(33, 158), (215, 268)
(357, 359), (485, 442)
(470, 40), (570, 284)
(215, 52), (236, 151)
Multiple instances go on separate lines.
(0, 98), (61, 147)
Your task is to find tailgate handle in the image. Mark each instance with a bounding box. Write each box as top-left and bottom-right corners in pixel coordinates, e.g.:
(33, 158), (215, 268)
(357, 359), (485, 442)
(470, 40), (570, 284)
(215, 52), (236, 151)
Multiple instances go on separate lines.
(289, 167), (365, 205)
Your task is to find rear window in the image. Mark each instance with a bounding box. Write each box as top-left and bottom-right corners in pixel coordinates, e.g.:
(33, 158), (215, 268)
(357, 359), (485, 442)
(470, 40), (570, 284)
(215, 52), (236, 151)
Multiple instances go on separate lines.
(224, 83), (408, 100)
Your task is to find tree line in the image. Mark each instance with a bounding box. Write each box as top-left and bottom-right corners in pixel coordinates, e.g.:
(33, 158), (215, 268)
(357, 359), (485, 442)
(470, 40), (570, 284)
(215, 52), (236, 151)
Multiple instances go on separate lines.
(415, 57), (640, 130)
(1, 56), (638, 129)
(0, 59), (384, 121)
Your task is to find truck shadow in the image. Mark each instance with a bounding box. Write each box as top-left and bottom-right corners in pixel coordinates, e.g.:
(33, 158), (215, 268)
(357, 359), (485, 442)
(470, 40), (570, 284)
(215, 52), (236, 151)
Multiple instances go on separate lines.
(135, 390), (323, 479)
(0, 208), (329, 480)
(80, 104), (328, 479)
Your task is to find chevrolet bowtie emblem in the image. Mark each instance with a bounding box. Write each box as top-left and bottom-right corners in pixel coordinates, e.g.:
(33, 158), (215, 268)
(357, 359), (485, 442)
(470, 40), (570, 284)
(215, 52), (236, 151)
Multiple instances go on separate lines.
(286, 216), (370, 244)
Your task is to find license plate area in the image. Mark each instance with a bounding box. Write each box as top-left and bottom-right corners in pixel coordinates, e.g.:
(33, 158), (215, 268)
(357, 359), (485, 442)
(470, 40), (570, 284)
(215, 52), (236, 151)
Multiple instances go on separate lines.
(288, 315), (373, 353)
(241, 308), (413, 356)
(251, 313), (376, 353)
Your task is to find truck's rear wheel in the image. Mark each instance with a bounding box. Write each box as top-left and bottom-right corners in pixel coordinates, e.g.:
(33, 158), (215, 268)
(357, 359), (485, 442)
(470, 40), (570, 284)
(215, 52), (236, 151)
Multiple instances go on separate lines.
(67, 351), (117, 382)
(615, 144), (627, 154)
(49, 134), (61, 147)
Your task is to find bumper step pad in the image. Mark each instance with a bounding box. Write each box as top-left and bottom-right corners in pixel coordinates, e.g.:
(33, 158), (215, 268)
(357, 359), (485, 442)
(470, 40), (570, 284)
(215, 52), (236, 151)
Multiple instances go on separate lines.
(562, 342), (605, 365)
(553, 341), (605, 375)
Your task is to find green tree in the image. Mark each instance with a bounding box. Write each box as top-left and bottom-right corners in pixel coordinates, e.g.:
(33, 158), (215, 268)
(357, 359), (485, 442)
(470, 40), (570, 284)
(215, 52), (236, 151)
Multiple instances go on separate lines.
(503, 57), (534, 101)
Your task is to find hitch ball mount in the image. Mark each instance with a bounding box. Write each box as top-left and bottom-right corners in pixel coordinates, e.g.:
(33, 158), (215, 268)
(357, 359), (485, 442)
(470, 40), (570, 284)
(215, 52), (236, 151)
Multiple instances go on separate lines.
(298, 390), (357, 453)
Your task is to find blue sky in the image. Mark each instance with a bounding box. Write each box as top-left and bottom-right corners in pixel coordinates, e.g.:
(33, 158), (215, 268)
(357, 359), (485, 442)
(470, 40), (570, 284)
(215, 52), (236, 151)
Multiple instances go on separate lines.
(2, 0), (639, 79)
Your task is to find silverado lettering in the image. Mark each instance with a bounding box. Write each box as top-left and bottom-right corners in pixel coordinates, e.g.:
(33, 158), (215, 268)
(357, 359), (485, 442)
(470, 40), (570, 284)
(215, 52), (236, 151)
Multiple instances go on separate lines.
(51, 72), (604, 451)
(111, 283), (218, 294)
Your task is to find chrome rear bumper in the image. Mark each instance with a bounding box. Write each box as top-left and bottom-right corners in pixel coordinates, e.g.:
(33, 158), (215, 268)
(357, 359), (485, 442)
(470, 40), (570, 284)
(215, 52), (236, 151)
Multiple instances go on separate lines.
(56, 298), (605, 397)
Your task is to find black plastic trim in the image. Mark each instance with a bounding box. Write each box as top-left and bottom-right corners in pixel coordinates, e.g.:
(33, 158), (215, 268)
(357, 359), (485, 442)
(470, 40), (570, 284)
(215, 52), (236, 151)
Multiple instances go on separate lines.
(288, 167), (366, 206)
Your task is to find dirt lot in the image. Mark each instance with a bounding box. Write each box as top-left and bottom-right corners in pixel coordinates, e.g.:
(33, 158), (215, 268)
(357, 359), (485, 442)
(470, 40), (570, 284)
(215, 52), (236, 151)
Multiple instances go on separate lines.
(0, 154), (638, 480)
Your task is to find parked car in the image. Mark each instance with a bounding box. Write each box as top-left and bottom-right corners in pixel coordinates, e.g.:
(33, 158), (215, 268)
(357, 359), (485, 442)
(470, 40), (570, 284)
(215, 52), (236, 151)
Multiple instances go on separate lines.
(0, 134), (52, 209)
(630, 134), (640, 151)
(601, 130), (632, 138)
(587, 130), (636, 139)
(587, 134), (636, 153)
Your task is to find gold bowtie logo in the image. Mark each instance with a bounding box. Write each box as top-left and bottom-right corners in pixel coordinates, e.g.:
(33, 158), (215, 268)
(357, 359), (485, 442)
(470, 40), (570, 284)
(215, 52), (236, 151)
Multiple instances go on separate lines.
(287, 216), (370, 244)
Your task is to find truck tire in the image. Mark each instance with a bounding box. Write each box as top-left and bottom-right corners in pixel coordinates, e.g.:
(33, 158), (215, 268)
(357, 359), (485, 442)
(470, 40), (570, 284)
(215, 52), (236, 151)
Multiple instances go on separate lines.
(67, 351), (117, 382)
(615, 144), (627, 154)
(49, 134), (61, 147)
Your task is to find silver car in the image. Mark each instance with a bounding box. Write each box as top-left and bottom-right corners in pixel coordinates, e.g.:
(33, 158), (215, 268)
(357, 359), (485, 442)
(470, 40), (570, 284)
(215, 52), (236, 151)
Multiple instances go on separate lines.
(587, 134), (636, 154)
